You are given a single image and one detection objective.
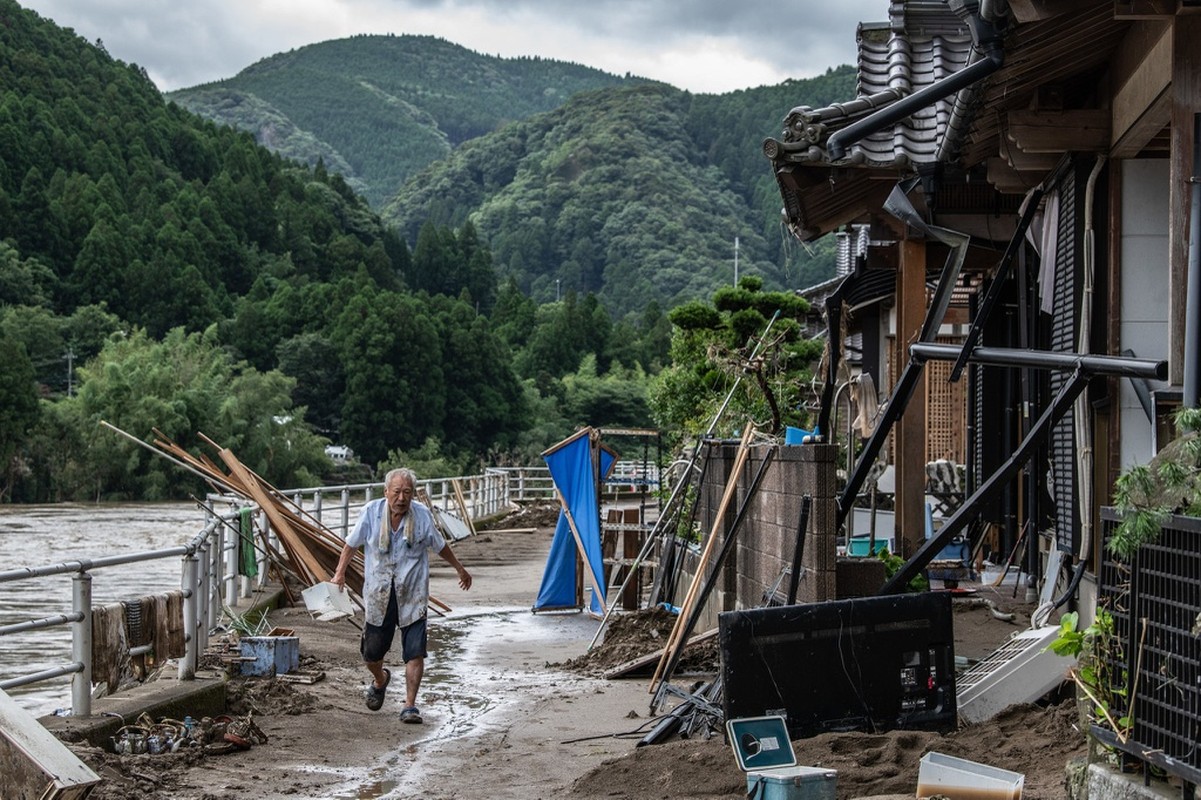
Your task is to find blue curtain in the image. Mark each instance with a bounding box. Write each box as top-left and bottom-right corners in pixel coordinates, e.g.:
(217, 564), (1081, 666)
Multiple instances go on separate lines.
(533, 429), (615, 614)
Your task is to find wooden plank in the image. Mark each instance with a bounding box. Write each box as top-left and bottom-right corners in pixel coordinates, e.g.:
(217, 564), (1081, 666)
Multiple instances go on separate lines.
(1111, 22), (1172, 156)
(649, 424), (753, 691)
(1007, 110), (1111, 153)
(603, 628), (719, 680)
(219, 449), (329, 584)
(450, 478), (477, 537)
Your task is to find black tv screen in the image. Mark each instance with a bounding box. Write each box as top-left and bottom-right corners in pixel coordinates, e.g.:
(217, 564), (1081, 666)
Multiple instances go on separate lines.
(719, 592), (956, 738)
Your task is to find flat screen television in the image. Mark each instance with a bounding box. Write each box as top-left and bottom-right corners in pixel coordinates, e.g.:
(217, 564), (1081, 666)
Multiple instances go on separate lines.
(719, 592), (956, 738)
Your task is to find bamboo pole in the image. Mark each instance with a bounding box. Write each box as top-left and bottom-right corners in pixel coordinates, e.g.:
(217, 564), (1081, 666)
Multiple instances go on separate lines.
(648, 422), (754, 691)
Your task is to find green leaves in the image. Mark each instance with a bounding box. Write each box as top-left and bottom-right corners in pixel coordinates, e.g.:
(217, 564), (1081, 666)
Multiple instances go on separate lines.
(1110, 408), (1201, 559)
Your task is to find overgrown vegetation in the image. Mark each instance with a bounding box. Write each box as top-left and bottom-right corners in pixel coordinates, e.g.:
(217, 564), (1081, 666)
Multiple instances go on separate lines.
(1048, 609), (1129, 740)
(1110, 407), (1201, 559)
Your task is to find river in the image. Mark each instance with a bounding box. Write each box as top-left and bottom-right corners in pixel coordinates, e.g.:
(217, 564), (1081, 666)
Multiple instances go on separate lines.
(0, 502), (206, 717)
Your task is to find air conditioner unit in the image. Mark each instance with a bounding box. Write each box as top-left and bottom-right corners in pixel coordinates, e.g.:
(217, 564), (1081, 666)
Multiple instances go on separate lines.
(956, 625), (1074, 725)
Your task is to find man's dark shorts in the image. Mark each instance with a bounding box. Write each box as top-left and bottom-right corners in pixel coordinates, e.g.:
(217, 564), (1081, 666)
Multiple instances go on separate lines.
(360, 587), (428, 663)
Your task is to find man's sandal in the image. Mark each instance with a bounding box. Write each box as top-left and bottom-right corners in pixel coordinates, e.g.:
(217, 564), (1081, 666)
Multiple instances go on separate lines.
(365, 668), (391, 711)
(400, 705), (423, 724)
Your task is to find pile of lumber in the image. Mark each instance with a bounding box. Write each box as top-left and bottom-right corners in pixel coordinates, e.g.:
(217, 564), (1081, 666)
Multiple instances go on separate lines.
(149, 429), (367, 599)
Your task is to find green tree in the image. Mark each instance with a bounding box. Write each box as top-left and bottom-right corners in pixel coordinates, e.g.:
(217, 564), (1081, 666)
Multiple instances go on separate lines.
(331, 289), (446, 467)
(72, 326), (328, 499)
(650, 276), (820, 441)
(0, 335), (40, 502)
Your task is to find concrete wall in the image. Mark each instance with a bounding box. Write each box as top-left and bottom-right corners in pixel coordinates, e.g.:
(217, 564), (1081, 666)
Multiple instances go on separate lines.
(1118, 158), (1171, 469)
(673, 441), (839, 632)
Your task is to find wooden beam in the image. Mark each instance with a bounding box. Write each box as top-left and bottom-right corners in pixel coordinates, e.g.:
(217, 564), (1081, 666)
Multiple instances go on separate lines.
(1169, 15), (1201, 385)
(1111, 22), (1173, 156)
(987, 158), (1042, 194)
(1001, 146), (1062, 173)
(649, 424), (753, 692)
(1009, 0), (1097, 22)
(1113, 0), (1177, 19)
(895, 240), (927, 560)
(1007, 110), (1111, 153)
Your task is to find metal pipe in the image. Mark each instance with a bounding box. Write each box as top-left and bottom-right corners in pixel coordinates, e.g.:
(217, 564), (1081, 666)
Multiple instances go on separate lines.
(0, 664), (82, 691)
(949, 185), (1046, 382)
(0, 547), (191, 583)
(881, 369), (1090, 594)
(827, 31), (1003, 160)
(1184, 113), (1201, 407)
(0, 612), (84, 636)
(71, 572), (92, 716)
(910, 343), (1167, 380)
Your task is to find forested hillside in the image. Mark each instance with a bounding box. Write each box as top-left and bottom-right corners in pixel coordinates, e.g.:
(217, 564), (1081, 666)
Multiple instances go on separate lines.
(167, 33), (855, 317)
(384, 68), (856, 314)
(168, 35), (644, 207)
(0, 2), (530, 500)
(1, 2), (832, 505)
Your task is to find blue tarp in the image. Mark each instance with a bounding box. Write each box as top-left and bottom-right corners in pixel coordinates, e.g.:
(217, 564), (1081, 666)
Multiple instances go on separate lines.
(533, 428), (616, 614)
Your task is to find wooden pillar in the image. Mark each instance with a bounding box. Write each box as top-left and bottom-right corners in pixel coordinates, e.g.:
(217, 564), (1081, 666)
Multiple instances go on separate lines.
(1169, 15), (1201, 386)
(895, 238), (928, 558)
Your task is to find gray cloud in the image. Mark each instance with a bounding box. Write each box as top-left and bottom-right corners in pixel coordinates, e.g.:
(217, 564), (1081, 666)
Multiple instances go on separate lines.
(24, 0), (886, 92)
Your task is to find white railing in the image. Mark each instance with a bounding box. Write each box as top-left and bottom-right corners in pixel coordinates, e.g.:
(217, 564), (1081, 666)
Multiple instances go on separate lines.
(0, 504), (245, 717)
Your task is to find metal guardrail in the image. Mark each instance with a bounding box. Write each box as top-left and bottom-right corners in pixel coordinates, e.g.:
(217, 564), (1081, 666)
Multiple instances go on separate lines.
(0, 503), (249, 717)
(0, 468), (557, 716)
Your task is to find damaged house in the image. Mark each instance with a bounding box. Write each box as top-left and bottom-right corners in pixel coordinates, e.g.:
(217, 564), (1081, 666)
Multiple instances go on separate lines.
(652, 0), (1200, 783)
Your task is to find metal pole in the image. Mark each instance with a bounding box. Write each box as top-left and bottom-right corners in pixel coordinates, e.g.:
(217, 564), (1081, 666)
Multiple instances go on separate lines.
(180, 553), (199, 680)
(1184, 113), (1201, 408)
(70, 572), (92, 716)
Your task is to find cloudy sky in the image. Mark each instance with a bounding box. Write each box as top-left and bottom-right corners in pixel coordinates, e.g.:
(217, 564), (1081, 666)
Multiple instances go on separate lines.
(23, 0), (887, 94)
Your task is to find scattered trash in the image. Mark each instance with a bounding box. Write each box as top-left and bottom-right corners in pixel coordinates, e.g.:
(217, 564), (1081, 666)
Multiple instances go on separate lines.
(109, 711), (267, 756)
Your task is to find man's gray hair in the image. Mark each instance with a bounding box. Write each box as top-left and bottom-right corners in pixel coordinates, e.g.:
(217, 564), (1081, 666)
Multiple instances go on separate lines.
(384, 467), (417, 489)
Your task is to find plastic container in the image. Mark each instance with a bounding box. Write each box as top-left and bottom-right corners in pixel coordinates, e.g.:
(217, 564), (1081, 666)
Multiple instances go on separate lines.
(745, 766), (836, 800)
(301, 581), (355, 621)
(916, 752), (1024, 800)
(846, 537), (889, 557)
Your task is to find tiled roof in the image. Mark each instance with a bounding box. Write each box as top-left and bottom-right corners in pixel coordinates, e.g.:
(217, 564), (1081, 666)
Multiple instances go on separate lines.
(772, 2), (974, 171)
(766, 1), (1129, 242)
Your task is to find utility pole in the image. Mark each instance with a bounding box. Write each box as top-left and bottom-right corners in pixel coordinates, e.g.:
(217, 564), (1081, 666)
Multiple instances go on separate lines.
(733, 236), (740, 286)
(64, 347), (75, 397)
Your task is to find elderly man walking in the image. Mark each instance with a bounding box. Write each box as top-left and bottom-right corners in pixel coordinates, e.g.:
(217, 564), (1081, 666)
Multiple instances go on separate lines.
(333, 467), (472, 723)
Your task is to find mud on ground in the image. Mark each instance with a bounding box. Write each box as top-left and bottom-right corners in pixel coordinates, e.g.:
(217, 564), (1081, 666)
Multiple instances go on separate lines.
(66, 503), (1090, 800)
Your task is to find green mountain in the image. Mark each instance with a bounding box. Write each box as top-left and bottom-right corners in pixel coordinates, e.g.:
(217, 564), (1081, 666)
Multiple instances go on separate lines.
(383, 70), (857, 314)
(167, 35), (645, 207)
(0, 1), (408, 337)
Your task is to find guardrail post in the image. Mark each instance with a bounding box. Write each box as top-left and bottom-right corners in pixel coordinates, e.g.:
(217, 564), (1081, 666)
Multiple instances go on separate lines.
(340, 488), (350, 539)
(197, 538), (211, 634)
(224, 512), (238, 603)
(210, 526), (223, 628)
(257, 508), (269, 588)
(180, 553), (199, 680)
(313, 490), (322, 526)
(70, 571), (92, 716)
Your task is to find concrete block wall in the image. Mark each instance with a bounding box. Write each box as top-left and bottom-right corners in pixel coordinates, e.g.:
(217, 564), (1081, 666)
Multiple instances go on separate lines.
(673, 440), (839, 631)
